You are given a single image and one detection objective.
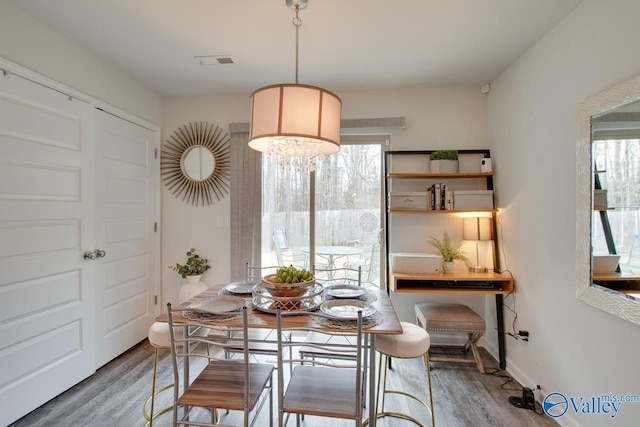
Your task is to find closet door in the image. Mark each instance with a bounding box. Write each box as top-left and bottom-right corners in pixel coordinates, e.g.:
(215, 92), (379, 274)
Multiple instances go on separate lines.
(0, 73), (96, 426)
(94, 110), (158, 367)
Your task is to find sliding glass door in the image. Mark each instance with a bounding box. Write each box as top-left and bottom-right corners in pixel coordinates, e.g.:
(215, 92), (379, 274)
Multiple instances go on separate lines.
(260, 137), (385, 288)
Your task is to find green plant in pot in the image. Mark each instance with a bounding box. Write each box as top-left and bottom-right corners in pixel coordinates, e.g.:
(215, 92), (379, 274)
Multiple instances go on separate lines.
(429, 150), (459, 173)
(170, 248), (211, 278)
(427, 231), (471, 273)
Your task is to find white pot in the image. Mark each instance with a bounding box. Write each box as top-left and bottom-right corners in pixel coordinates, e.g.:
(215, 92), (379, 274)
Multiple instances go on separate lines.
(179, 274), (209, 303)
(442, 261), (455, 273)
(429, 159), (459, 173)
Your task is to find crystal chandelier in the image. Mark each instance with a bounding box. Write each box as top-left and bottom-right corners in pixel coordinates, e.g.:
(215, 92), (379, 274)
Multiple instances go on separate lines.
(248, 0), (342, 172)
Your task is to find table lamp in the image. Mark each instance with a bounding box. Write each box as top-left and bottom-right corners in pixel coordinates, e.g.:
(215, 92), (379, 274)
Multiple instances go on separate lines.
(463, 217), (493, 273)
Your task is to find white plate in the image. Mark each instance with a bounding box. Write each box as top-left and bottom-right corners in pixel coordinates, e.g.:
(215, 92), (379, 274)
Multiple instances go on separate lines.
(188, 296), (245, 314)
(320, 299), (376, 320)
(225, 281), (256, 294)
(325, 284), (367, 299)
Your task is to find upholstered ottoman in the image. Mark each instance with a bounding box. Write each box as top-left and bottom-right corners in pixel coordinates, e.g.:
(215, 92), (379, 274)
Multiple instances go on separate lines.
(415, 302), (486, 373)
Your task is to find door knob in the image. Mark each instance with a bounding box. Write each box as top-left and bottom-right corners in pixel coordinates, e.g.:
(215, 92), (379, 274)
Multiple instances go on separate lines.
(83, 249), (106, 260)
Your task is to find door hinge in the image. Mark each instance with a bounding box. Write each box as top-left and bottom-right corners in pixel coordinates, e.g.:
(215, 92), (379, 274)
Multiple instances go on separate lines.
(155, 147), (158, 159)
(154, 295), (158, 305)
(154, 222), (157, 232)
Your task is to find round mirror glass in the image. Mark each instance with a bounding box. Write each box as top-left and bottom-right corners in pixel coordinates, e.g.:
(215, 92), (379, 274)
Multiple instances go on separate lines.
(182, 145), (215, 181)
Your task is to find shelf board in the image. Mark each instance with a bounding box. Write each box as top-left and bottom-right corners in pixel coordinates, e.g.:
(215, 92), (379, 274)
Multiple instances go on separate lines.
(387, 172), (494, 179)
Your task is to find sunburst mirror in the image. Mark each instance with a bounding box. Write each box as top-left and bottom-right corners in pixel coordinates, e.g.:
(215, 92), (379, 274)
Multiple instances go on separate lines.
(161, 121), (230, 205)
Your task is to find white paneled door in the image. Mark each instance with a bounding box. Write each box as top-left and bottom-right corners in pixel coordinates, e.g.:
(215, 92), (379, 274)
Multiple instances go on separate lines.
(0, 73), (96, 425)
(94, 110), (157, 368)
(0, 69), (159, 424)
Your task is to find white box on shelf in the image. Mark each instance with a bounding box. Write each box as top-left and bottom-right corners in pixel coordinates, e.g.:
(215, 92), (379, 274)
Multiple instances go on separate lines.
(389, 192), (428, 210)
(389, 253), (442, 274)
(453, 190), (494, 210)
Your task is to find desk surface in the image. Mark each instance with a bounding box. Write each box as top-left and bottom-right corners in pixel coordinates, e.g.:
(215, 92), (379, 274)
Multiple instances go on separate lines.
(157, 287), (402, 335)
(391, 270), (514, 294)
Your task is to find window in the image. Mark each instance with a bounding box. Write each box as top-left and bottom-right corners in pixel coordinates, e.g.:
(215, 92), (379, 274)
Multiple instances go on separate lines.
(260, 137), (385, 287)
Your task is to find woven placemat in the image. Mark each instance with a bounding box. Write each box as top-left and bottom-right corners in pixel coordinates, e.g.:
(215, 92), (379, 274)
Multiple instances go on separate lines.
(183, 301), (253, 323)
(312, 311), (383, 330)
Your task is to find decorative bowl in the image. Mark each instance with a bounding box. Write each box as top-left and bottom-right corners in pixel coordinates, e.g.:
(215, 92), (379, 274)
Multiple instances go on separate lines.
(261, 274), (315, 298)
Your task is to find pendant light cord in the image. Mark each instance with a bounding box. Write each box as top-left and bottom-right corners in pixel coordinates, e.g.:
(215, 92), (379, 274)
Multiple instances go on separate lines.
(293, 5), (302, 84)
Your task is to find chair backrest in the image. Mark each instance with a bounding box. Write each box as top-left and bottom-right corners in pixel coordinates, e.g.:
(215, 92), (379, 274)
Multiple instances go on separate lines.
(246, 263), (280, 281)
(313, 265), (362, 287)
(166, 304), (251, 413)
(272, 235), (308, 269)
(273, 228), (289, 249)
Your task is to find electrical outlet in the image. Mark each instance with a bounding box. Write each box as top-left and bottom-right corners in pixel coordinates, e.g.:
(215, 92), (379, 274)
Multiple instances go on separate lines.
(518, 330), (529, 341)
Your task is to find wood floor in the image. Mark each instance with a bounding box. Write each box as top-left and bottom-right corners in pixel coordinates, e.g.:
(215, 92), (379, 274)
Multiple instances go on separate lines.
(11, 339), (559, 427)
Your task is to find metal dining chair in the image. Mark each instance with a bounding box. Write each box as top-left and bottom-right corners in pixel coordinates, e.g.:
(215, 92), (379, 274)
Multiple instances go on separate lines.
(276, 308), (365, 426)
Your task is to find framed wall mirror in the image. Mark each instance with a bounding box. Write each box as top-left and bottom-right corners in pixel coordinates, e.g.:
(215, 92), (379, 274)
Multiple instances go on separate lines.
(161, 121), (230, 206)
(576, 74), (640, 325)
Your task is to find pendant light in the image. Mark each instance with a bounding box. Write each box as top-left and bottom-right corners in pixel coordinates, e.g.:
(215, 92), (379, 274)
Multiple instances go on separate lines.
(248, 0), (342, 171)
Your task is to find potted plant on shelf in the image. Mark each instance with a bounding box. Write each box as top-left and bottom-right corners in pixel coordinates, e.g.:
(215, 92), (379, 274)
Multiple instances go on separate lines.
(429, 150), (459, 173)
(170, 248), (211, 302)
(427, 231), (471, 273)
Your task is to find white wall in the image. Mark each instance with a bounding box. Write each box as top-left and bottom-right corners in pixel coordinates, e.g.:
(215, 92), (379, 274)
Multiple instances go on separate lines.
(0, 0), (161, 124)
(488, 1), (640, 426)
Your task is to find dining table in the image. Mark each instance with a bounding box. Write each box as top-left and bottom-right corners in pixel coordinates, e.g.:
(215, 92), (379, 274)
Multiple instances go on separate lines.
(156, 283), (402, 427)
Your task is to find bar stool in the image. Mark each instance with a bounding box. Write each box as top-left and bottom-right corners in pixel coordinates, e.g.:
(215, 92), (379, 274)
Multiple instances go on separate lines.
(143, 283), (212, 426)
(365, 321), (435, 427)
(143, 322), (176, 427)
(415, 302), (486, 373)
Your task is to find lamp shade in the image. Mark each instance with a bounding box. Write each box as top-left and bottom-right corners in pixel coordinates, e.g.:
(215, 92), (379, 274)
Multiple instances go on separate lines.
(248, 83), (342, 155)
(463, 217), (493, 241)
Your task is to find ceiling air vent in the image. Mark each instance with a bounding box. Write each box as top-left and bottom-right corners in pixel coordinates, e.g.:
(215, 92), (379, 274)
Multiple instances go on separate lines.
(195, 55), (234, 66)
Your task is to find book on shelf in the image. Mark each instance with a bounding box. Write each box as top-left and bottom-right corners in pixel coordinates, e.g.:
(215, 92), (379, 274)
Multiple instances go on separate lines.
(427, 183), (453, 210)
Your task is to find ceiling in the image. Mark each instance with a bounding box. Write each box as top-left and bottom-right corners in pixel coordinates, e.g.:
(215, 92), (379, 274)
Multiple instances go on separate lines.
(10, 0), (582, 97)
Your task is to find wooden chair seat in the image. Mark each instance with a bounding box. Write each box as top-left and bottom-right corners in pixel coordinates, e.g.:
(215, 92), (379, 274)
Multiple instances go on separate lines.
(283, 365), (359, 419)
(178, 360), (273, 411)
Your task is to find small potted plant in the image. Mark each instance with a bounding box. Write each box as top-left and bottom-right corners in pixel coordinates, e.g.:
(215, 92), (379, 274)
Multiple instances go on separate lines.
(429, 150), (459, 173)
(170, 248), (211, 302)
(171, 248), (211, 278)
(427, 231), (471, 273)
